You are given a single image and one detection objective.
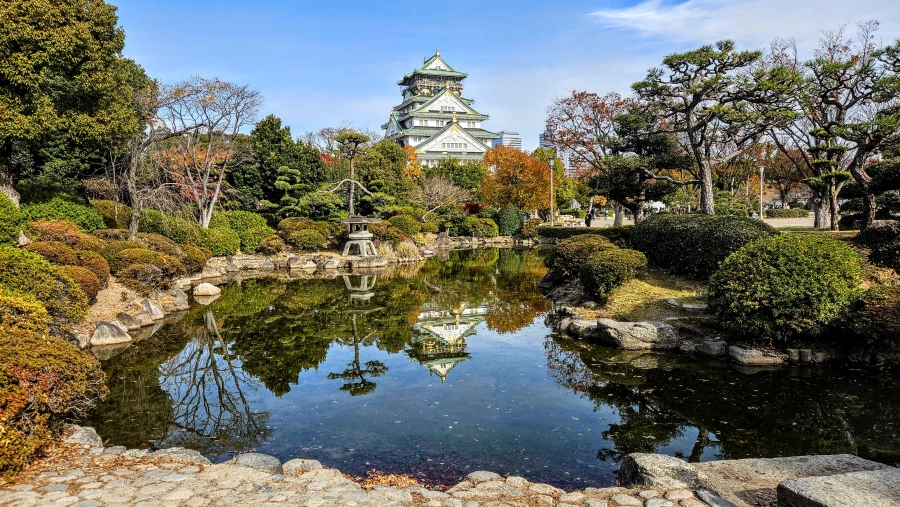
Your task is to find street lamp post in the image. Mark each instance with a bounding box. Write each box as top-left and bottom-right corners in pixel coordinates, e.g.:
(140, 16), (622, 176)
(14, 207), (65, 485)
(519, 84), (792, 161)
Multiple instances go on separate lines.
(759, 166), (764, 220)
(548, 156), (555, 226)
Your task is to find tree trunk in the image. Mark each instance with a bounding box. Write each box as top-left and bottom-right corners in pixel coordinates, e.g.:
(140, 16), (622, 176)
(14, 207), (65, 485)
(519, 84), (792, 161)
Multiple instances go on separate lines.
(349, 158), (356, 216)
(829, 185), (840, 231)
(0, 160), (19, 206)
(629, 206), (644, 225)
(861, 191), (877, 229)
(613, 203), (624, 226)
(811, 188), (829, 229)
(699, 165), (715, 215)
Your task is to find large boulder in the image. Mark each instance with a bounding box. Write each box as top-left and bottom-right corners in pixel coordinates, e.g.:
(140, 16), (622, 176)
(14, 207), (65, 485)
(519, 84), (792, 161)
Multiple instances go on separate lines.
(283, 458), (323, 475)
(116, 312), (142, 331)
(596, 319), (680, 350)
(618, 453), (707, 489)
(142, 299), (165, 320)
(169, 289), (190, 311)
(90, 321), (132, 346)
(193, 282), (221, 296)
(728, 346), (785, 366)
(63, 425), (103, 448)
(567, 319), (598, 339)
(235, 452), (283, 474)
(133, 311), (155, 327)
(696, 340), (728, 358)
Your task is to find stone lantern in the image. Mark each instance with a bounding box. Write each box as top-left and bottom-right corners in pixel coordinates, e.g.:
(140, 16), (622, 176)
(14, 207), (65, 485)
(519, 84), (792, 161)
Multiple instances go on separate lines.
(340, 216), (381, 257)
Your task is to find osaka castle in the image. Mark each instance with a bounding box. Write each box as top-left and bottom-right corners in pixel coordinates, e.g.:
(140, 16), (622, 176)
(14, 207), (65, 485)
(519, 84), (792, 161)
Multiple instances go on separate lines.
(382, 49), (500, 167)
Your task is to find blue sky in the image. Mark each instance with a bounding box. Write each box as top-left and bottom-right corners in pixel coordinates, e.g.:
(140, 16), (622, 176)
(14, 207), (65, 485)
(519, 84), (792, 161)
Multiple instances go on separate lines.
(116, 0), (900, 150)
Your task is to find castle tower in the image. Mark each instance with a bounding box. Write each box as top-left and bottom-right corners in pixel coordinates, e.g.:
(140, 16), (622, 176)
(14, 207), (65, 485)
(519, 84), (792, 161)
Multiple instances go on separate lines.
(382, 49), (500, 167)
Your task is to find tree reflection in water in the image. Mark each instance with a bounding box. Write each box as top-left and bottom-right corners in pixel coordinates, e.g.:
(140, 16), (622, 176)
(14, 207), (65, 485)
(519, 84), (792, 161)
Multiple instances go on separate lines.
(155, 310), (272, 456)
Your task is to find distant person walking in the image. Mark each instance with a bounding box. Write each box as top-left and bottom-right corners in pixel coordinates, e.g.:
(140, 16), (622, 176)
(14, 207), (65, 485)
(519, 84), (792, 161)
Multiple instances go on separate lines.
(585, 212), (593, 228)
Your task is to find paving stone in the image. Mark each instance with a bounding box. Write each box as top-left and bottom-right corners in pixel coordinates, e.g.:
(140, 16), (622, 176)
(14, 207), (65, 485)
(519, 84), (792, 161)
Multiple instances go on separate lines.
(679, 499), (709, 507)
(645, 499), (675, 507)
(282, 458), (323, 475)
(529, 483), (565, 496)
(639, 490), (660, 499)
(611, 493), (643, 506)
(665, 490), (694, 501)
(467, 470), (503, 483)
(559, 491), (586, 503)
(505, 476), (529, 488)
(777, 467), (900, 507)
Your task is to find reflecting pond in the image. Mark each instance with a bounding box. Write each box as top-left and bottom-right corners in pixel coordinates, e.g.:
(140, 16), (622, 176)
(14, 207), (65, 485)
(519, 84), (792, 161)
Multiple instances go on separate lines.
(85, 248), (900, 489)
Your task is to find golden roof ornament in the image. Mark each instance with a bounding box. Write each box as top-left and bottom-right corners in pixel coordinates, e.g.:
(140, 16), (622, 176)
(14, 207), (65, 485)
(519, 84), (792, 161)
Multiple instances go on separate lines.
(452, 111), (457, 123)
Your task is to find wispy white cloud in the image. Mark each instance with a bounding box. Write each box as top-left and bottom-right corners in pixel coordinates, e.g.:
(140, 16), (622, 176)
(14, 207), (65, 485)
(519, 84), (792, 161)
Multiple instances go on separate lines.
(589, 0), (900, 50)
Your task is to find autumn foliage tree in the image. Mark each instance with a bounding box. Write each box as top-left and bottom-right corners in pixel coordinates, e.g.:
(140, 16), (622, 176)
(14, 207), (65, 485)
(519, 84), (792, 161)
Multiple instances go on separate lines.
(481, 146), (555, 213)
(157, 77), (261, 228)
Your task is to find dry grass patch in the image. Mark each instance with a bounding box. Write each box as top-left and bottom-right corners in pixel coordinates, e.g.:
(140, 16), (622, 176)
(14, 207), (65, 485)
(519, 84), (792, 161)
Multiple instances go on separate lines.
(577, 268), (705, 322)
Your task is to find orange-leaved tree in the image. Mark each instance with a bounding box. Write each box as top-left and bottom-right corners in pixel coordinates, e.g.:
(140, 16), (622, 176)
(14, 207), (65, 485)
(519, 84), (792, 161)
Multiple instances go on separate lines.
(481, 146), (556, 213)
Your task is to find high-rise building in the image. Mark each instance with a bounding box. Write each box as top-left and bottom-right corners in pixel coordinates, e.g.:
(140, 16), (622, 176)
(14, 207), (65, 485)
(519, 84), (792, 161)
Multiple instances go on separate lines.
(382, 49), (500, 167)
(539, 130), (575, 177)
(490, 131), (523, 150)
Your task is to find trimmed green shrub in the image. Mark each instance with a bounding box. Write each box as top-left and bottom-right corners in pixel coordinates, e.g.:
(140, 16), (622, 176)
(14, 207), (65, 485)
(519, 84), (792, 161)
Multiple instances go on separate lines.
(548, 235), (617, 277)
(109, 248), (186, 278)
(278, 217), (330, 237)
(210, 210), (274, 253)
(258, 235), (287, 255)
(285, 229), (326, 251)
(98, 240), (144, 265)
(28, 221), (104, 251)
(0, 194), (24, 245)
(0, 246), (88, 330)
(766, 208), (810, 218)
(369, 222), (404, 244)
(842, 285), (900, 343)
(632, 215), (777, 280)
(461, 217), (499, 238)
(57, 265), (101, 303)
(90, 200), (132, 229)
(708, 234), (862, 340)
(198, 228), (241, 256)
(520, 219), (542, 240)
(495, 206), (524, 236)
(388, 215), (422, 237)
(580, 248), (647, 300)
(76, 250), (110, 288)
(0, 288), (51, 335)
(420, 222), (439, 234)
(138, 210), (201, 244)
(179, 244), (211, 274)
(21, 197), (105, 232)
(537, 225), (634, 246)
(241, 226), (276, 253)
(856, 222), (900, 273)
(0, 329), (107, 479)
(136, 232), (182, 257)
(91, 228), (129, 241)
(24, 241), (79, 265)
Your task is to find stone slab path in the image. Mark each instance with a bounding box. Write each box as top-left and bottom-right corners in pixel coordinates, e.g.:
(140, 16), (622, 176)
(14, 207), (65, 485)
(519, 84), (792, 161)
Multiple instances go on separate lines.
(0, 427), (714, 507)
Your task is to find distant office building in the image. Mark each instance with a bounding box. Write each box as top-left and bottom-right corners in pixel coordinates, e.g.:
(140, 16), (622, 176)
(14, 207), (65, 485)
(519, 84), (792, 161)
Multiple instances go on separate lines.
(491, 130), (523, 150)
(539, 130), (575, 177)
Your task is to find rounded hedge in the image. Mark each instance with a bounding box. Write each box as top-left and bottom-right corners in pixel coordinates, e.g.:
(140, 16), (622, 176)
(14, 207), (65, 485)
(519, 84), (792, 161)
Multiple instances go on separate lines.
(136, 232), (183, 258)
(0, 287), (52, 335)
(278, 217), (331, 238)
(580, 248), (647, 300)
(27, 220), (104, 251)
(0, 328), (107, 479)
(520, 219), (542, 239)
(708, 234), (863, 340)
(76, 250), (110, 287)
(179, 244), (211, 274)
(21, 197), (105, 232)
(210, 210), (274, 253)
(90, 200), (132, 229)
(24, 241), (79, 265)
(199, 228), (241, 256)
(0, 194), (24, 245)
(258, 235), (286, 255)
(548, 235), (617, 277)
(98, 240), (145, 266)
(285, 229), (326, 251)
(58, 265), (101, 303)
(0, 245), (88, 330)
(139, 210), (201, 244)
(632, 214), (778, 280)
(765, 208), (810, 218)
(842, 284), (900, 344)
(369, 222), (403, 244)
(388, 215), (422, 237)
(495, 206), (524, 236)
(462, 217), (499, 238)
(420, 222), (440, 234)
(856, 222), (900, 274)
(109, 248), (186, 278)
